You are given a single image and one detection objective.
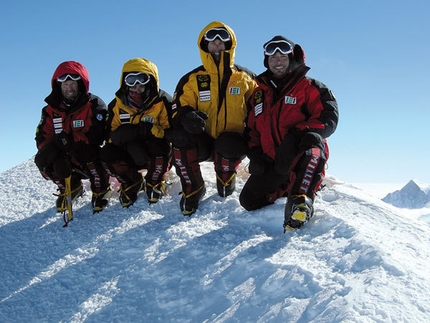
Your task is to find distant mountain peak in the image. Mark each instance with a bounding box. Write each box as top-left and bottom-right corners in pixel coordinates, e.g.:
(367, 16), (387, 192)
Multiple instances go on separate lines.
(382, 179), (430, 208)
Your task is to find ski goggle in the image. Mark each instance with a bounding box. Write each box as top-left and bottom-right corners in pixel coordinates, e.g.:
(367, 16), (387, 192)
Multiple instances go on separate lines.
(57, 74), (81, 82)
(264, 40), (293, 56)
(204, 28), (231, 42)
(124, 73), (150, 87)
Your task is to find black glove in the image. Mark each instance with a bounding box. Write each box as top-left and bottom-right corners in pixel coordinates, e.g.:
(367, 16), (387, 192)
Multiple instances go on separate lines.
(34, 142), (61, 170)
(182, 110), (208, 134)
(138, 121), (154, 139)
(56, 131), (73, 152)
(169, 128), (193, 148)
(247, 146), (267, 176)
(274, 130), (302, 175)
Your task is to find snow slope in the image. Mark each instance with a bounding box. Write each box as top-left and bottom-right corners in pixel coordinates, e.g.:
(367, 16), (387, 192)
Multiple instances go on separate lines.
(0, 159), (429, 323)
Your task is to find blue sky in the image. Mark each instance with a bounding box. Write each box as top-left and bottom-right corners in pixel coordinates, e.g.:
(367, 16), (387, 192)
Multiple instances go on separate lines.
(1, 0), (429, 184)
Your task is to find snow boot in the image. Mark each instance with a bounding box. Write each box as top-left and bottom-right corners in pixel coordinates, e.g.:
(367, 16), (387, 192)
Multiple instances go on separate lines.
(91, 187), (112, 213)
(283, 194), (314, 232)
(55, 182), (84, 213)
(180, 184), (206, 216)
(146, 181), (166, 204)
(119, 177), (144, 208)
(216, 171), (236, 197)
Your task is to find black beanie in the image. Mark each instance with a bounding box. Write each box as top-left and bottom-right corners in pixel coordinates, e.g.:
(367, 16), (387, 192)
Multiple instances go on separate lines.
(263, 35), (295, 68)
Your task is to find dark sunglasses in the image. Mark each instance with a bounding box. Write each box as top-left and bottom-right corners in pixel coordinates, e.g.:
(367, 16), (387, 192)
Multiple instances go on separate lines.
(124, 73), (150, 87)
(264, 40), (293, 56)
(204, 28), (231, 42)
(57, 74), (81, 82)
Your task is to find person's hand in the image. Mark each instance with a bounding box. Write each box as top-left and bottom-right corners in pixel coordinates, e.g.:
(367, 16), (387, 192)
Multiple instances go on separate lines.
(34, 142), (61, 170)
(138, 121), (154, 139)
(182, 111), (208, 134)
(274, 130), (301, 175)
(248, 146), (267, 176)
(56, 131), (73, 152)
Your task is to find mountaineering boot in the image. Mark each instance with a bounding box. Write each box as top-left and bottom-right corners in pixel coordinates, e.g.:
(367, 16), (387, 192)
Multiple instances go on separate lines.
(91, 187), (112, 213)
(119, 177), (144, 208)
(216, 171), (236, 197)
(55, 182), (84, 213)
(180, 184), (206, 216)
(283, 194), (314, 232)
(146, 181), (166, 204)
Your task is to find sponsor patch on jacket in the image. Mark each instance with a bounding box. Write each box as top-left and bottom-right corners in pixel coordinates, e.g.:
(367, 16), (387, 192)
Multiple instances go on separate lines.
(229, 87), (240, 95)
(199, 90), (210, 102)
(253, 89), (263, 116)
(53, 116), (63, 134)
(254, 103), (263, 116)
(143, 116), (155, 124)
(197, 75), (210, 102)
(284, 96), (297, 104)
(96, 113), (103, 121)
(73, 120), (84, 128)
(119, 110), (131, 124)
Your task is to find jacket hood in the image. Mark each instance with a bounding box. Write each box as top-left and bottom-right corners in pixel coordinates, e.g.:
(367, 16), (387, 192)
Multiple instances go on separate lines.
(120, 58), (160, 91)
(198, 21), (237, 71)
(51, 61), (90, 93)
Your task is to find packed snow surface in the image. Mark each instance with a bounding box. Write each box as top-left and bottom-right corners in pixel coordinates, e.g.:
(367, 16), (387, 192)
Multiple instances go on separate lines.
(1, 159), (429, 322)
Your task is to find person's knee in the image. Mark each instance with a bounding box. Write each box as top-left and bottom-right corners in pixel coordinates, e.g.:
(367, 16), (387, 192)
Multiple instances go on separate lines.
(53, 156), (72, 178)
(146, 138), (171, 157)
(170, 128), (195, 148)
(240, 186), (268, 211)
(299, 132), (324, 152)
(100, 144), (122, 162)
(215, 132), (247, 159)
(126, 141), (149, 166)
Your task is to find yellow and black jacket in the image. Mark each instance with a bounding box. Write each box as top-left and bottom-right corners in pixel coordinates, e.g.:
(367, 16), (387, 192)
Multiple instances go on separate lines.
(171, 21), (257, 139)
(107, 58), (171, 143)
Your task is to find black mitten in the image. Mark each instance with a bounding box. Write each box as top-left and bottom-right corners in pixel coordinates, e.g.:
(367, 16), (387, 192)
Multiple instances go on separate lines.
(138, 121), (154, 139)
(169, 128), (193, 148)
(248, 146), (267, 176)
(56, 131), (74, 152)
(182, 110), (208, 134)
(274, 130), (302, 175)
(34, 142), (61, 170)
